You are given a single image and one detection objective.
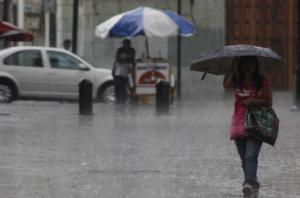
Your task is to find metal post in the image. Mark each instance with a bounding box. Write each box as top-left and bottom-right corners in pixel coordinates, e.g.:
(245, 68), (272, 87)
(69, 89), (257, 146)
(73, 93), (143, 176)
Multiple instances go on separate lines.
(145, 37), (150, 58)
(156, 81), (170, 114)
(79, 80), (93, 115)
(177, 0), (182, 100)
(297, 68), (300, 107)
(72, 0), (79, 54)
(3, 0), (10, 48)
(292, 0), (300, 110)
(45, 12), (50, 46)
(3, 0), (9, 21)
(297, 1), (300, 106)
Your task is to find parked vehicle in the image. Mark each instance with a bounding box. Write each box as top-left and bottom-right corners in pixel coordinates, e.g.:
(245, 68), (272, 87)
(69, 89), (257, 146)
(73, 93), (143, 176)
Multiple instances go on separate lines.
(0, 46), (115, 103)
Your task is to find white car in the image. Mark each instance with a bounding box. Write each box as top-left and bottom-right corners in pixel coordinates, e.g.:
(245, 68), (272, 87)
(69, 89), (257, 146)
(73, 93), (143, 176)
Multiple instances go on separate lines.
(0, 46), (114, 103)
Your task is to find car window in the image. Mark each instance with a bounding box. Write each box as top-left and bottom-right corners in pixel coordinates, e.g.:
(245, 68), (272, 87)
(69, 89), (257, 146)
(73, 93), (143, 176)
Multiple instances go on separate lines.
(4, 50), (43, 67)
(47, 51), (82, 70)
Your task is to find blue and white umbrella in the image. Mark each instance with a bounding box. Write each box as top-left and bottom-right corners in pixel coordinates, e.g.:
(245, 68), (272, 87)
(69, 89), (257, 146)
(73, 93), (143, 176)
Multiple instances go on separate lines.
(95, 7), (195, 38)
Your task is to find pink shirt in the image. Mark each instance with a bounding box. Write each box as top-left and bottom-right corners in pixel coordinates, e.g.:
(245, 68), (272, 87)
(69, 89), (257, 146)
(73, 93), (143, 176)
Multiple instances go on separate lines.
(230, 77), (269, 139)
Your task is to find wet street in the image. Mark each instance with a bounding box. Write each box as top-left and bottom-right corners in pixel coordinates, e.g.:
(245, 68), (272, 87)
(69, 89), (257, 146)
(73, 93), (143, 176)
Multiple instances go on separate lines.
(0, 92), (299, 198)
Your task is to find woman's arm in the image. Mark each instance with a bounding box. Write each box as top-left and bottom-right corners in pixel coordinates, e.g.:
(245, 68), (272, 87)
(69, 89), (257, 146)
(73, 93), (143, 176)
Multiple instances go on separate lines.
(242, 78), (273, 107)
(223, 57), (239, 88)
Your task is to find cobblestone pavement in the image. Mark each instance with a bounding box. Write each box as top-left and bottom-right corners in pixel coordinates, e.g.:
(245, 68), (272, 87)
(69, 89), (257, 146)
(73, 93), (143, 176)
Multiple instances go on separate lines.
(0, 92), (299, 198)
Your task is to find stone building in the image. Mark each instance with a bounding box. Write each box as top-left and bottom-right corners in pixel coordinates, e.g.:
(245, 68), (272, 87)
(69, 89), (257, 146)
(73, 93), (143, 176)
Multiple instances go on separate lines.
(1, 0), (225, 99)
(0, 0), (18, 22)
(0, 0), (51, 46)
(57, 0), (296, 92)
(57, 0), (224, 64)
(4, 0), (296, 97)
(55, 0), (226, 99)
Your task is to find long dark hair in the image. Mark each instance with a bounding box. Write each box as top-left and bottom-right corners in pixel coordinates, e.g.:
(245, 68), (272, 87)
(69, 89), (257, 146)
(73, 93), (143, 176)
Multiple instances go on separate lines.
(234, 56), (263, 92)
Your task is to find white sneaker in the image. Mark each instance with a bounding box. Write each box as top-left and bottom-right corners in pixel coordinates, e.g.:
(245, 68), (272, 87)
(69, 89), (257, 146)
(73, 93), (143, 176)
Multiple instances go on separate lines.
(243, 183), (254, 197)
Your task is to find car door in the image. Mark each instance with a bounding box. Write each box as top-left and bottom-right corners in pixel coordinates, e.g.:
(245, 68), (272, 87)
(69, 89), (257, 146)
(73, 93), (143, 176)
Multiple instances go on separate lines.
(2, 49), (48, 96)
(46, 50), (91, 98)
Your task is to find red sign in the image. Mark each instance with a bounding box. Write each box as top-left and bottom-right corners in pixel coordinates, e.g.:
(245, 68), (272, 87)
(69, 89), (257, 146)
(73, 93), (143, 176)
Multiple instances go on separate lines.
(138, 71), (165, 85)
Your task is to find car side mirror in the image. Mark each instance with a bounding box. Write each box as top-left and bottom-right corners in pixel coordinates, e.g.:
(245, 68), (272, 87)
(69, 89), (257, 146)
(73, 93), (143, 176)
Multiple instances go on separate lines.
(79, 63), (90, 71)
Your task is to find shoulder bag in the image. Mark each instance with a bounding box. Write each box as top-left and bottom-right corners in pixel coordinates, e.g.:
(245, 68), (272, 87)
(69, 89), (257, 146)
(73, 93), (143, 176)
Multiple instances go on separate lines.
(245, 106), (279, 146)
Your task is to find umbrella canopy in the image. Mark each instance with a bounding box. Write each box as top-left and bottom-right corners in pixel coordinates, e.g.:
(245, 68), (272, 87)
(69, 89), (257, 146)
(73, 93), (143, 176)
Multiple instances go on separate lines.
(190, 45), (283, 75)
(0, 30), (33, 42)
(0, 21), (33, 42)
(95, 6), (195, 39)
(0, 21), (18, 34)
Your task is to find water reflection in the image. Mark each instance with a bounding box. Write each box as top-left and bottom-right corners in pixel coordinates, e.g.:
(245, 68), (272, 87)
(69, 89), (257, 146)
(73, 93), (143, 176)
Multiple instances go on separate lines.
(0, 95), (299, 198)
(78, 114), (94, 127)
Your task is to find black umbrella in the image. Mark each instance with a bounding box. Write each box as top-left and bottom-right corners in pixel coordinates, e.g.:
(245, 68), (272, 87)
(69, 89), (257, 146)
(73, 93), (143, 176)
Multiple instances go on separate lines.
(190, 45), (283, 77)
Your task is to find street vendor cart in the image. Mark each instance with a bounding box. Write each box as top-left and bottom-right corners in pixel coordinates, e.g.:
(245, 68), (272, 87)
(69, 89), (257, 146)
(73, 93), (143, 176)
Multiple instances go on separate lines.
(128, 57), (175, 103)
(95, 6), (195, 103)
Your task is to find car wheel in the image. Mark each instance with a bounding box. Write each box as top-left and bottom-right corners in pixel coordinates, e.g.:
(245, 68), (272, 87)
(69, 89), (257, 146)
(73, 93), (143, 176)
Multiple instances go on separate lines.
(98, 81), (115, 103)
(0, 83), (14, 103)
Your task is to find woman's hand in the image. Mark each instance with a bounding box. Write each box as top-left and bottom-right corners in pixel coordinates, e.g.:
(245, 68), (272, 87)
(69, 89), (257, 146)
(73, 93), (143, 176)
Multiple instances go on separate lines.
(241, 98), (254, 107)
(241, 97), (271, 107)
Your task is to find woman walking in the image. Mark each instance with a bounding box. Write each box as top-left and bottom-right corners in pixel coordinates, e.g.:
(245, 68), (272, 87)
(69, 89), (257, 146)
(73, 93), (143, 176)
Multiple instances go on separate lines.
(223, 56), (272, 197)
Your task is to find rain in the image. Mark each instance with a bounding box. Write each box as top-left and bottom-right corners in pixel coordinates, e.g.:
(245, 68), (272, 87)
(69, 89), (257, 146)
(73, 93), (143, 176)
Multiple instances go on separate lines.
(1, 90), (300, 197)
(1, 0), (300, 198)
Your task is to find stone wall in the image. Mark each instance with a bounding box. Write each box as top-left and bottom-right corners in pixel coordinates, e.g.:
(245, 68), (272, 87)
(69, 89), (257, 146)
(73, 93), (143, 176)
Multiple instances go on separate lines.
(56, 0), (74, 48)
(24, 0), (44, 45)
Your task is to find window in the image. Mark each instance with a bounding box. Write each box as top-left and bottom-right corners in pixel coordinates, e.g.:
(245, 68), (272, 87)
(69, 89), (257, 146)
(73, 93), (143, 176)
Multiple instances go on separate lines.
(4, 50), (43, 67)
(47, 51), (82, 70)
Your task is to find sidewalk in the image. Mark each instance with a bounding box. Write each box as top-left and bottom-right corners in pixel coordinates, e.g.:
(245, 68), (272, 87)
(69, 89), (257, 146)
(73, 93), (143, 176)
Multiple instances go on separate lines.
(0, 92), (299, 198)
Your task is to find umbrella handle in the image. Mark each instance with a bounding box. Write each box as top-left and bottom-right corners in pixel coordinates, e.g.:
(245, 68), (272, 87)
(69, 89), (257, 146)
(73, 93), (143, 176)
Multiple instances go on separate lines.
(145, 37), (150, 59)
(201, 72), (207, 80)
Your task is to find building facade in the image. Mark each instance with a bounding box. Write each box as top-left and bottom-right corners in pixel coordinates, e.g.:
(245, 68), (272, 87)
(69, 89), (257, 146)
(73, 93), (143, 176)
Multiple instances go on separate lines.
(226, 0), (297, 90)
(55, 0), (225, 64)
(3, 0), (227, 99)
(6, 0), (296, 97)
(54, 0), (300, 93)
(55, 0), (226, 99)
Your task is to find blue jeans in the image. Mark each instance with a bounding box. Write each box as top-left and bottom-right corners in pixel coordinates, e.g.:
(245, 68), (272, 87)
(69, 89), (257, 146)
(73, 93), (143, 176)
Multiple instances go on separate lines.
(235, 137), (262, 188)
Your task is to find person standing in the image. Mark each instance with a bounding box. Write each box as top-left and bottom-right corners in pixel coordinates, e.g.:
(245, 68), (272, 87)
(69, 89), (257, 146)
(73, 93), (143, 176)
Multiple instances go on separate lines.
(112, 39), (135, 104)
(63, 39), (72, 51)
(223, 56), (272, 197)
